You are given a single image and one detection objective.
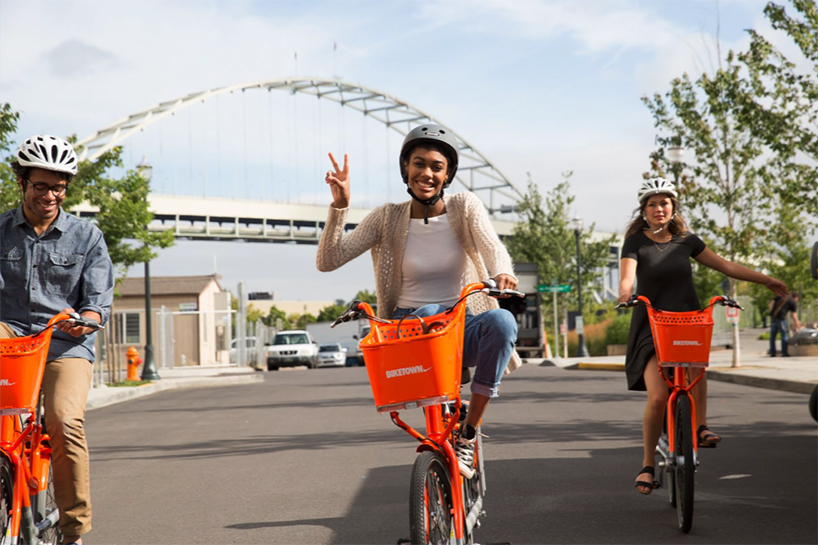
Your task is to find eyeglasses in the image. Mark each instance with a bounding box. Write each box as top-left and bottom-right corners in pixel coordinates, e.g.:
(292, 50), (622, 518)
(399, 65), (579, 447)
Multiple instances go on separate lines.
(25, 180), (68, 197)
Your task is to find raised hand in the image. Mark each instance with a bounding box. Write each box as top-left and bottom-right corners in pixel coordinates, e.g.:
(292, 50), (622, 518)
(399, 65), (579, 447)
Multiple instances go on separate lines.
(326, 152), (350, 209)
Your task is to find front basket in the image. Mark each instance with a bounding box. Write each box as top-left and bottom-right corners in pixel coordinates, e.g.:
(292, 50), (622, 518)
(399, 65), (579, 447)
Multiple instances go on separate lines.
(0, 330), (53, 414)
(360, 305), (465, 412)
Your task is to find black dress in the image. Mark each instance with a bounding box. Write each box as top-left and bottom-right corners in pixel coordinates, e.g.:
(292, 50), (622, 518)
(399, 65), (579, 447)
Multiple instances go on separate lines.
(622, 231), (706, 391)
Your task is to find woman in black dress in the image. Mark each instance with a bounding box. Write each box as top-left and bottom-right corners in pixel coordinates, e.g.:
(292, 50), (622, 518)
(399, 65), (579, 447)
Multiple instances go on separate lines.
(618, 178), (788, 495)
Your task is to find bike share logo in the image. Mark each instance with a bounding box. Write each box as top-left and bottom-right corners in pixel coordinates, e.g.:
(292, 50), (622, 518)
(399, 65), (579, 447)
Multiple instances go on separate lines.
(0, 379), (16, 386)
(386, 365), (432, 379)
(673, 340), (702, 346)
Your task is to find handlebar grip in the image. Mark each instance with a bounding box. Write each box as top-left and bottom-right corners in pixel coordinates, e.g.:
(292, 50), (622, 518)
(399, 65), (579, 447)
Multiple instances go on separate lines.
(69, 317), (104, 331)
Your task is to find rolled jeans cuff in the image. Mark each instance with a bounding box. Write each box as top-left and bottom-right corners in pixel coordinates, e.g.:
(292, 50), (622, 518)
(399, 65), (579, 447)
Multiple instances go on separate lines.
(470, 378), (500, 398)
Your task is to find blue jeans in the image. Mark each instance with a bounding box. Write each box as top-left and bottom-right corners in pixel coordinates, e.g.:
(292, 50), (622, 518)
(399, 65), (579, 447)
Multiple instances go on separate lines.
(392, 304), (518, 398)
(769, 317), (789, 356)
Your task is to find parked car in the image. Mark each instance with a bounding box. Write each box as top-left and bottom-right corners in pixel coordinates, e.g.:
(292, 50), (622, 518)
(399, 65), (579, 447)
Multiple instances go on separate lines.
(316, 343), (347, 368)
(229, 336), (259, 365)
(266, 330), (319, 370)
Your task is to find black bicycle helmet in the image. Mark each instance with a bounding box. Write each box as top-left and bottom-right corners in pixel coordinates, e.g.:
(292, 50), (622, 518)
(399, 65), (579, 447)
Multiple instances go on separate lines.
(399, 124), (459, 186)
(399, 125), (460, 223)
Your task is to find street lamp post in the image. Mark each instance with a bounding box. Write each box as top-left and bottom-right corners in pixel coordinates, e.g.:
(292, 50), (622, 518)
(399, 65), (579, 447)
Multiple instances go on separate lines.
(667, 145), (684, 184)
(570, 214), (589, 357)
(136, 157), (160, 381)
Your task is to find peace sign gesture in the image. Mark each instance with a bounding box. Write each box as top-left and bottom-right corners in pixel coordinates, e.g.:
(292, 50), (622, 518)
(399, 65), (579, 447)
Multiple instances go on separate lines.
(325, 152), (350, 209)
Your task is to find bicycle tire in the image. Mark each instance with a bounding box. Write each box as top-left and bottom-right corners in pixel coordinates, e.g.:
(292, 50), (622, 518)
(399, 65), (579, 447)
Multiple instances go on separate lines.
(674, 394), (695, 533)
(1, 456), (13, 537)
(30, 459), (61, 545)
(662, 414), (676, 508)
(460, 432), (484, 545)
(409, 451), (453, 545)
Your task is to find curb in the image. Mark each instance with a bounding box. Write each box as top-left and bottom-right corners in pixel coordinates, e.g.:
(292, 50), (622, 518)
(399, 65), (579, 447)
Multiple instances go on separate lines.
(575, 362), (625, 371)
(87, 373), (264, 410)
(559, 360), (814, 395)
(707, 371), (815, 395)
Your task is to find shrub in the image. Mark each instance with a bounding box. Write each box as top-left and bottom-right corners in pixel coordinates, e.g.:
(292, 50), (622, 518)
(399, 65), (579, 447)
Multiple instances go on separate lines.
(605, 313), (632, 346)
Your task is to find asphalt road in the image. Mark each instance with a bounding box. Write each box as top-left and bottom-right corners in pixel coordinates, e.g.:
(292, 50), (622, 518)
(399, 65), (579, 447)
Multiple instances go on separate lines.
(86, 365), (817, 545)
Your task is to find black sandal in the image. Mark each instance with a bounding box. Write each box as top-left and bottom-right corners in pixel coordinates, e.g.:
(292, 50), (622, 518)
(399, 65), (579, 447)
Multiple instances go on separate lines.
(635, 466), (658, 495)
(698, 425), (721, 448)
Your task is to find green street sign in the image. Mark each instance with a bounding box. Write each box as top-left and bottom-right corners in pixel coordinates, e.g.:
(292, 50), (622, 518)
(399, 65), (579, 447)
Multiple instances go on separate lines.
(537, 284), (572, 293)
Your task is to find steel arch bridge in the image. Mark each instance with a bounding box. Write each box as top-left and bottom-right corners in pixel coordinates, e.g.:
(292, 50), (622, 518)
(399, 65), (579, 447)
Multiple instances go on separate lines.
(76, 78), (523, 215)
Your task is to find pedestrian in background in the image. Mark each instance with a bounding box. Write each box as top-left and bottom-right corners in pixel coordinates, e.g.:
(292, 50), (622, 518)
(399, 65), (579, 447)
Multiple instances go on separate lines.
(769, 292), (802, 357)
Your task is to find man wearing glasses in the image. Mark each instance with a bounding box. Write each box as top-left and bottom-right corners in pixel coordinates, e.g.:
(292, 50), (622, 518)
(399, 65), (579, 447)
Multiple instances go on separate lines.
(0, 135), (114, 545)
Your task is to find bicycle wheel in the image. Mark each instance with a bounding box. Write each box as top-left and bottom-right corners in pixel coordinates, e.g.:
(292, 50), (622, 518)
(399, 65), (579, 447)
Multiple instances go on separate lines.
(1, 456), (12, 536)
(662, 414), (676, 508)
(31, 460), (61, 544)
(409, 451), (453, 545)
(674, 394), (695, 533)
(461, 432), (484, 545)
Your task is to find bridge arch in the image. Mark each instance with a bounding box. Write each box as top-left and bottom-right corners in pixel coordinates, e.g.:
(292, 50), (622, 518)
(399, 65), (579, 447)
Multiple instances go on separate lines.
(76, 78), (523, 214)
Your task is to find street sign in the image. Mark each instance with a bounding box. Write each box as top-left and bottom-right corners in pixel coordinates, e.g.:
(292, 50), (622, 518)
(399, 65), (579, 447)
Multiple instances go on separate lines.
(725, 306), (740, 324)
(537, 284), (572, 293)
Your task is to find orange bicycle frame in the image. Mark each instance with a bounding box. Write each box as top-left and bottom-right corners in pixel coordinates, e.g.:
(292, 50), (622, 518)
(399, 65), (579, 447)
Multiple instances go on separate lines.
(358, 282), (486, 542)
(639, 295), (723, 457)
(1, 312), (68, 541)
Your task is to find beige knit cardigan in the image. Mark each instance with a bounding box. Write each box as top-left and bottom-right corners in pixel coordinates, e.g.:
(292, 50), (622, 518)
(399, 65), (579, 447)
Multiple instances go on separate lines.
(316, 191), (522, 374)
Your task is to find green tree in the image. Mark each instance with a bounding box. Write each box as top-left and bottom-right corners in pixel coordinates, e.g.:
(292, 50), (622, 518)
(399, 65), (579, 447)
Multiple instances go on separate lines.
(505, 175), (616, 350)
(353, 289), (378, 305)
(288, 312), (316, 330)
(262, 305), (291, 330)
(317, 303), (346, 322)
(0, 104), (175, 274)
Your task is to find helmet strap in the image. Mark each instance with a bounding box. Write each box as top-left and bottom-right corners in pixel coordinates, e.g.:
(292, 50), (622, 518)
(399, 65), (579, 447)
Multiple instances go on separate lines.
(406, 186), (445, 225)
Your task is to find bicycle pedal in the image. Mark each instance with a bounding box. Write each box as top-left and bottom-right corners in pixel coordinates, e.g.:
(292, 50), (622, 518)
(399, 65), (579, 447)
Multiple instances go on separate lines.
(698, 442), (717, 449)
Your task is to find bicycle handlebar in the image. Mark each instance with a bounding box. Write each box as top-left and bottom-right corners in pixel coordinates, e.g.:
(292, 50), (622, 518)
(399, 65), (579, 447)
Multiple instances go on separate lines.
(330, 280), (526, 328)
(45, 312), (105, 332)
(614, 294), (744, 311)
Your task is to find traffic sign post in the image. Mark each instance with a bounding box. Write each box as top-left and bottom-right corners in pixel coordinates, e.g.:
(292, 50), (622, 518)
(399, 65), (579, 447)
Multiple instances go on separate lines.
(725, 306), (740, 324)
(537, 284), (572, 358)
(538, 284), (571, 293)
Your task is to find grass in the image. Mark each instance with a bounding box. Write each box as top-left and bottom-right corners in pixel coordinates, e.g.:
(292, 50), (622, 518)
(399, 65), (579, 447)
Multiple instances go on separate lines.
(110, 379), (151, 387)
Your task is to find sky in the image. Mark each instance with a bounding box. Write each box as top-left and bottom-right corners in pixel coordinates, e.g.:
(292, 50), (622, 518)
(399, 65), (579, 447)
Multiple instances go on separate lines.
(0, 0), (800, 303)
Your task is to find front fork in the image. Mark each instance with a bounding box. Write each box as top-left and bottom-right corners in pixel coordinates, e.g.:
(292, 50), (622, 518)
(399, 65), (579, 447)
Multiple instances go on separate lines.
(656, 387), (699, 478)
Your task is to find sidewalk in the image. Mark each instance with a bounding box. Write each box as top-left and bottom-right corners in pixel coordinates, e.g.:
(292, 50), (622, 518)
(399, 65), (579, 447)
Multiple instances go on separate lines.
(86, 364), (263, 410)
(86, 329), (815, 411)
(534, 327), (817, 395)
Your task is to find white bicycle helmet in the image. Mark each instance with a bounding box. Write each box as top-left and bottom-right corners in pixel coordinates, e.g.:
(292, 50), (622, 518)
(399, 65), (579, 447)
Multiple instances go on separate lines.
(638, 177), (677, 204)
(16, 135), (78, 176)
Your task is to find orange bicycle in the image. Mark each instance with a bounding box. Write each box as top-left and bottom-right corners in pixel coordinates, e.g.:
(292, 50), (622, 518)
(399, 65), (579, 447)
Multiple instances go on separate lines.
(333, 280), (523, 545)
(616, 294), (743, 533)
(0, 312), (102, 545)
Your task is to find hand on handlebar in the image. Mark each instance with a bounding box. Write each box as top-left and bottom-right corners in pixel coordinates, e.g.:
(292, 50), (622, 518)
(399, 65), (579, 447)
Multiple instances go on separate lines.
(483, 287), (526, 299)
(55, 308), (104, 337)
(614, 294), (639, 309)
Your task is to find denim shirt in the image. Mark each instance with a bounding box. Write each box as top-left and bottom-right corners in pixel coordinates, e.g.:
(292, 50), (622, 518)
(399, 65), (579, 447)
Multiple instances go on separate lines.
(0, 206), (114, 362)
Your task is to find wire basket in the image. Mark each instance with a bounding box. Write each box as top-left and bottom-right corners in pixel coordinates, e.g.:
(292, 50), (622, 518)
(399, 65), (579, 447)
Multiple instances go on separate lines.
(360, 304), (466, 412)
(646, 306), (714, 367)
(0, 329), (53, 415)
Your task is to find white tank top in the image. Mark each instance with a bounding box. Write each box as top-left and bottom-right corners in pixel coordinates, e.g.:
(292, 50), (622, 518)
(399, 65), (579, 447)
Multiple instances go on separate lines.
(396, 214), (468, 309)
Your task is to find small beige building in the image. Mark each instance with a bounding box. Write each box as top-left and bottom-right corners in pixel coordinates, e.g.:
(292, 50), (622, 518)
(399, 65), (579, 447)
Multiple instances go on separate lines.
(114, 274), (231, 367)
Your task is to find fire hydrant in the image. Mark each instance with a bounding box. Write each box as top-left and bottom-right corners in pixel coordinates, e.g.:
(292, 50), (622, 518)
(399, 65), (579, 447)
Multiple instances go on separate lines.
(126, 346), (142, 381)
